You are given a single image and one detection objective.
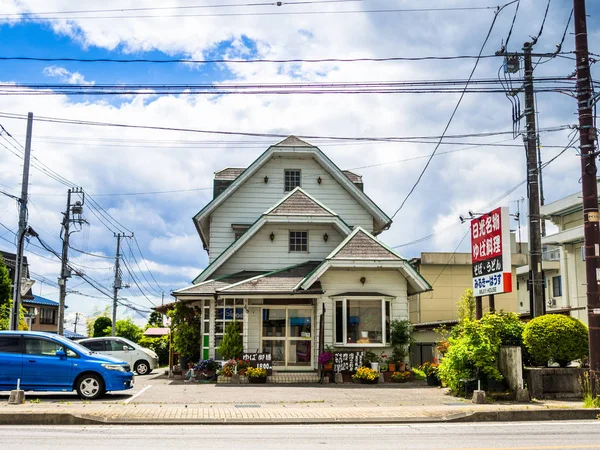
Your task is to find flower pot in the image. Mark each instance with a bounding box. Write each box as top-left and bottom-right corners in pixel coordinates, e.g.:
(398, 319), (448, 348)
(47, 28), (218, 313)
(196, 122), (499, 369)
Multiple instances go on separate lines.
(361, 377), (379, 384)
(397, 362), (406, 372)
(239, 369), (246, 376)
(324, 363), (333, 371)
(248, 376), (267, 384)
(426, 374), (440, 386)
(370, 362), (379, 372)
(361, 331), (369, 339)
(388, 363), (396, 372)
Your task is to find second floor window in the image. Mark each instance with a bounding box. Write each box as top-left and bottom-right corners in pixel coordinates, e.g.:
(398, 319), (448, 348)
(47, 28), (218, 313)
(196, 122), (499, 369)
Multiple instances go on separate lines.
(284, 169), (301, 192)
(39, 308), (56, 325)
(552, 276), (562, 297)
(289, 231), (308, 252)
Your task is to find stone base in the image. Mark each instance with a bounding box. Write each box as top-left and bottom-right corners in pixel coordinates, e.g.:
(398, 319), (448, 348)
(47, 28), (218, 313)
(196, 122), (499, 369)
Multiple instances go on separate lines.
(334, 373), (343, 384)
(230, 374), (241, 384)
(322, 376), (329, 384)
(472, 390), (486, 404)
(378, 375), (385, 384)
(516, 388), (530, 402)
(8, 390), (25, 405)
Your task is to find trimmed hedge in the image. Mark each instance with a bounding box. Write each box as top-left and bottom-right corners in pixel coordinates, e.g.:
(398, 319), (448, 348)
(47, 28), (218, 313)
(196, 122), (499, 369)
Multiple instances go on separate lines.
(522, 314), (588, 367)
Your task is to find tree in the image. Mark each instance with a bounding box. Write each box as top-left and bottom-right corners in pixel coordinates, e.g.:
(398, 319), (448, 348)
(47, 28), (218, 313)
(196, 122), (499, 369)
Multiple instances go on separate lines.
(457, 289), (476, 323)
(168, 302), (201, 363)
(217, 321), (243, 360)
(0, 301), (28, 331)
(93, 316), (112, 337)
(146, 310), (164, 328)
(111, 317), (143, 343)
(0, 256), (12, 308)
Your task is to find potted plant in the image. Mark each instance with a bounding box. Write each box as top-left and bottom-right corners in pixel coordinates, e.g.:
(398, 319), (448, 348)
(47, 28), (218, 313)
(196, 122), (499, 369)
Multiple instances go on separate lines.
(216, 321), (243, 360)
(236, 358), (250, 376)
(246, 367), (268, 384)
(352, 366), (380, 384)
(390, 319), (414, 372)
(363, 350), (380, 372)
(318, 351), (334, 370)
(195, 358), (219, 375)
(390, 371), (413, 383)
(420, 360), (440, 386)
(219, 359), (237, 377)
(385, 356), (397, 373)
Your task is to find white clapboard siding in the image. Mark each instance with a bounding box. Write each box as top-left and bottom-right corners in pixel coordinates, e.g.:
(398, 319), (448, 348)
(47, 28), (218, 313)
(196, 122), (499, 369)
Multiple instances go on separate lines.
(209, 156), (375, 261)
(319, 269), (409, 350)
(213, 224), (344, 277)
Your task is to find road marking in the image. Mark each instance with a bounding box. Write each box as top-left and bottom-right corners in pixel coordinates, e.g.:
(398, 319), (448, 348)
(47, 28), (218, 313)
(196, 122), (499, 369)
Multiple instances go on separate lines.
(124, 385), (151, 404)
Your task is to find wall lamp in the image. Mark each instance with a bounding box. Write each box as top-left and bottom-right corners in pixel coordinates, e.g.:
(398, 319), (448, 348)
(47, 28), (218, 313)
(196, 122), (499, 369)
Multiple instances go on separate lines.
(264, 175), (269, 183)
(317, 177), (322, 184)
(323, 233), (329, 242)
(269, 232), (275, 241)
(360, 276), (366, 285)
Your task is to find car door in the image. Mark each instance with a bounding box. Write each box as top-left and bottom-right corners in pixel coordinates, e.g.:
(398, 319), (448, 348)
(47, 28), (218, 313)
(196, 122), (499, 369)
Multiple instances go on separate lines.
(80, 340), (105, 354)
(0, 336), (23, 390)
(22, 337), (73, 389)
(106, 339), (134, 366)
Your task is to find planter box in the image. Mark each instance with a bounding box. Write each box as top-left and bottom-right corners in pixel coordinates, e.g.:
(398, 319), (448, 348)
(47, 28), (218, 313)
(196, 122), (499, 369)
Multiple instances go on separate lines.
(248, 376), (267, 384)
(524, 367), (586, 399)
(360, 378), (379, 385)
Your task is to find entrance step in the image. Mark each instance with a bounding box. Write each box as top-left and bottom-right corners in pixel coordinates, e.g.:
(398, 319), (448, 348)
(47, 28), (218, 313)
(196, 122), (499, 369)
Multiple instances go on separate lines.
(217, 372), (320, 384)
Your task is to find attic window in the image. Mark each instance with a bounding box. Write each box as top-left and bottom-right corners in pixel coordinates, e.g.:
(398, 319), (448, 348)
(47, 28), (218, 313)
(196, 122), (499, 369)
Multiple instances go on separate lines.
(284, 169), (301, 192)
(289, 231), (308, 252)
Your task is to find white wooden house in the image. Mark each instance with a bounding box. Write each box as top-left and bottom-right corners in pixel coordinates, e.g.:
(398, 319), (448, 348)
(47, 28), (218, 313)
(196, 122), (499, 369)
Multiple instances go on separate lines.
(171, 136), (431, 370)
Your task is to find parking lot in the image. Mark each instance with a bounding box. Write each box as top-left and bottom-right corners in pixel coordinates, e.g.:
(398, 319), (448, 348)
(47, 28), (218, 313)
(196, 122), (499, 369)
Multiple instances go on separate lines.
(1, 369), (466, 407)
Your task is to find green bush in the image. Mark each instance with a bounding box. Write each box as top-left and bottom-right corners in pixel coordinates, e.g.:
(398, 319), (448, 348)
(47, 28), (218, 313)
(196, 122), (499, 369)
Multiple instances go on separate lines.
(523, 314), (588, 367)
(437, 319), (503, 395)
(479, 311), (525, 347)
(216, 320), (242, 360)
(138, 335), (169, 366)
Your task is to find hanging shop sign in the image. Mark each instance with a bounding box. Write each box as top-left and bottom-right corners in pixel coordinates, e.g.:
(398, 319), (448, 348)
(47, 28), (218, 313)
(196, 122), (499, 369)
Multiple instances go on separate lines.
(471, 206), (513, 296)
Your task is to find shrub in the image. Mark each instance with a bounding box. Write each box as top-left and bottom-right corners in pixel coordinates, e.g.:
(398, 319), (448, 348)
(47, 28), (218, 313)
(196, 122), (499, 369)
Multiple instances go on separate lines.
(480, 311), (525, 346)
(437, 319), (503, 395)
(138, 335), (169, 366)
(523, 314), (588, 367)
(217, 321), (243, 360)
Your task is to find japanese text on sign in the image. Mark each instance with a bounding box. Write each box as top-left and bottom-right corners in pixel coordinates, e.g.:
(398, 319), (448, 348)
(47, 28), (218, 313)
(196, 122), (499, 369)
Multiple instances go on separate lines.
(242, 352), (273, 374)
(333, 352), (364, 373)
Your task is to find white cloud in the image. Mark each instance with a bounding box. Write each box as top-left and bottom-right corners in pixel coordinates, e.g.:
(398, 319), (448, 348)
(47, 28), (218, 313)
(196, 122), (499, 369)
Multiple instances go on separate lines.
(43, 65), (95, 85)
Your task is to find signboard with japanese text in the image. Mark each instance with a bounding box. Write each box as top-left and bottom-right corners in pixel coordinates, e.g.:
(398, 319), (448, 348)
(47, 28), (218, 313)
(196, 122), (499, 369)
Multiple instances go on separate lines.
(242, 352), (273, 375)
(333, 351), (364, 373)
(471, 207), (513, 296)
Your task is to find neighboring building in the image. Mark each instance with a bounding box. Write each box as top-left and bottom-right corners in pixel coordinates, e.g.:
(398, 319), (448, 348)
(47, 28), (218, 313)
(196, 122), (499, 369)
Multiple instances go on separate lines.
(537, 185), (598, 325)
(168, 136), (431, 370)
(407, 240), (527, 365)
(1, 250), (60, 333)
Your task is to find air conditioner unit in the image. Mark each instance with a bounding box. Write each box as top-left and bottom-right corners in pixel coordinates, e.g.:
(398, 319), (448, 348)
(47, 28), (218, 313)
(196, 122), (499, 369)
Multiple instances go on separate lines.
(547, 298), (556, 307)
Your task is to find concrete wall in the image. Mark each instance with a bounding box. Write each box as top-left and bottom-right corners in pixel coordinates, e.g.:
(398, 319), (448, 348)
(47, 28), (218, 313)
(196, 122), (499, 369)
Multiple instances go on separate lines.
(524, 368), (586, 399)
(498, 346), (524, 391)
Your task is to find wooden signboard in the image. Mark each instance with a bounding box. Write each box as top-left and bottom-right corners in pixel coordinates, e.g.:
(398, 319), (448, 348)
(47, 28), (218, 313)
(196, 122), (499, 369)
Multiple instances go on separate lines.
(241, 352), (273, 375)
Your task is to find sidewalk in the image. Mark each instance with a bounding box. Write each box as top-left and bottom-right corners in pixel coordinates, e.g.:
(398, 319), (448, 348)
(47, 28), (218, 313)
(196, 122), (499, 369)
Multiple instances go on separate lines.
(1, 373), (599, 425)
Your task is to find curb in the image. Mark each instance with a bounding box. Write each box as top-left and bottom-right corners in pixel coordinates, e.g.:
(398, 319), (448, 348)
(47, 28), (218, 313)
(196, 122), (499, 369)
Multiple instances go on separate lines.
(0, 409), (598, 426)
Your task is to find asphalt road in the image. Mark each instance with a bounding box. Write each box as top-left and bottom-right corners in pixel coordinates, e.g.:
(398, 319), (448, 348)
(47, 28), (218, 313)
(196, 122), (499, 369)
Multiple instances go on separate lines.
(2, 422), (600, 449)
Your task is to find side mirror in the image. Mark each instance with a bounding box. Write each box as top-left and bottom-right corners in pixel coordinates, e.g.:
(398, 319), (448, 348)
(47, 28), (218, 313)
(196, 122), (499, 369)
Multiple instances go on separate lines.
(123, 345), (129, 352)
(56, 349), (66, 358)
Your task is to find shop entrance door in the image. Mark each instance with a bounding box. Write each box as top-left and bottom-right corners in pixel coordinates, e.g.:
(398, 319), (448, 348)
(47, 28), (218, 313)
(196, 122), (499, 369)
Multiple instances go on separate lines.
(261, 306), (313, 369)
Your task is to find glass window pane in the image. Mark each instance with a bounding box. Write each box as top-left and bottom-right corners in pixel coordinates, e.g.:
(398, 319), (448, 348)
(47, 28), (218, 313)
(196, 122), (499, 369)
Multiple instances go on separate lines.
(224, 308), (234, 320)
(288, 340), (311, 366)
(214, 336), (223, 360)
(215, 322), (224, 334)
(215, 308), (224, 320)
(25, 338), (63, 356)
(216, 298), (224, 307)
(385, 301), (391, 344)
(335, 301), (343, 343)
(288, 309), (311, 338)
(262, 308), (286, 337)
(0, 337), (20, 353)
(262, 340), (285, 366)
(346, 300), (383, 344)
(204, 320), (210, 334)
(235, 308), (244, 321)
(235, 299), (244, 306)
(203, 308), (210, 320)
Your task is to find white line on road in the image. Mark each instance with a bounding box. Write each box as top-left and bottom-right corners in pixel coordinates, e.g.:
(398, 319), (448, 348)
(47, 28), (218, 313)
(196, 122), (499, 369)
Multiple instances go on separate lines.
(124, 385), (152, 404)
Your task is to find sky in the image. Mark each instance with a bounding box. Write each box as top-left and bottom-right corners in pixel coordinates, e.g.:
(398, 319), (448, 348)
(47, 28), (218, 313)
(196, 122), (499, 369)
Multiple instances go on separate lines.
(0, 0), (598, 334)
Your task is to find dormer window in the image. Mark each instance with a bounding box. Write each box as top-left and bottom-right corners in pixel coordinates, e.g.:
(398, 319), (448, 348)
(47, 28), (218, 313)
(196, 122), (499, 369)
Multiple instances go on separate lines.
(284, 169), (301, 192)
(289, 231), (308, 252)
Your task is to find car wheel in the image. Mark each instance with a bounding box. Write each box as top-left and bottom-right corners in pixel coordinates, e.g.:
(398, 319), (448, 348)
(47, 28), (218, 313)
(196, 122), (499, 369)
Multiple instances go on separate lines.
(134, 360), (151, 375)
(76, 374), (105, 400)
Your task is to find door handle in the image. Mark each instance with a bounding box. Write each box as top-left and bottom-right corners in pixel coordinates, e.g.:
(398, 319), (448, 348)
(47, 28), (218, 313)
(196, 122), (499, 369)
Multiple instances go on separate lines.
(28, 360), (36, 363)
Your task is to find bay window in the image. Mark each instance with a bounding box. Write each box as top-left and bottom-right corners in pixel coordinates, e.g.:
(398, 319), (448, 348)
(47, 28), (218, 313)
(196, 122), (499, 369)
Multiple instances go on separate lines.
(334, 298), (391, 346)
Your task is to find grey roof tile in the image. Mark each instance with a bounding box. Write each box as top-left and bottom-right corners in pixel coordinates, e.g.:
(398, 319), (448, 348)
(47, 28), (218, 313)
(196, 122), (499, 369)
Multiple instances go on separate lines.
(269, 190), (334, 216)
(176, 271), (267, 295)
(332, 230), (400, 260)
(214, 167), (246, 181)
(342, 170), (363, 184)
(273, 136), (313, 147)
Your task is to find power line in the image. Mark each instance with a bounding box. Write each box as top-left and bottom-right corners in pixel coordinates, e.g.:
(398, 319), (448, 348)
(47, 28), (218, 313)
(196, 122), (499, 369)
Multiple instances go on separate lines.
(390, 3), (507, 219)
(0, 4), (510, 21)
(131, 235), (164, 295)
(0, 111), (574, 143)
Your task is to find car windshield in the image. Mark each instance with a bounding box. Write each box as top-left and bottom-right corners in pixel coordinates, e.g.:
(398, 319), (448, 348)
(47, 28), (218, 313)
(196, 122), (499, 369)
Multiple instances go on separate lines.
(53, 335), (99, 355)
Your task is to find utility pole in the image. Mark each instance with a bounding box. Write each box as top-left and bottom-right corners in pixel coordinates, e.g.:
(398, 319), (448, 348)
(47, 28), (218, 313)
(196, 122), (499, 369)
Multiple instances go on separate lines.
(112, 233), (131, 336)
(73, 312), (82, 334)
(573, 0), (600, 393)
(58, 188), (85, 335)
(9, 112), (33, 331)
(523, 42), (545, 319)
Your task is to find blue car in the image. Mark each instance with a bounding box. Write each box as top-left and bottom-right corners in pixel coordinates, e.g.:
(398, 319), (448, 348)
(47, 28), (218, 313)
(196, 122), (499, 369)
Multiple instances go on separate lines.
(0, 330), (134, 400)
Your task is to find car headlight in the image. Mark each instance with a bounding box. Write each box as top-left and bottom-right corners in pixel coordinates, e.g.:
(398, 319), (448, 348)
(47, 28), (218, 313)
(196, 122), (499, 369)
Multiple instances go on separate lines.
(102, 363), (127, 372)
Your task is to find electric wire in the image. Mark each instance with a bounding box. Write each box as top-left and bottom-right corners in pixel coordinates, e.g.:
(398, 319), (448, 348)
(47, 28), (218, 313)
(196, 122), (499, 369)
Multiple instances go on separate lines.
(390, 4), (507, 219)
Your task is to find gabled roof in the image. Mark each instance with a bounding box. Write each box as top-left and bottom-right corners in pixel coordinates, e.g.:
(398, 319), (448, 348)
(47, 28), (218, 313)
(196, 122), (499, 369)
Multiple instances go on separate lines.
(297, 227), (432, 296)
(219, 261), (323, 295)
(192, 189), (352, 284)
(329, 228), (400, 260)
(174, 271), (268, 296)
(214, 167), (246, 181)
(193, 136), (392, 250)
(265, 187), (336, 217)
